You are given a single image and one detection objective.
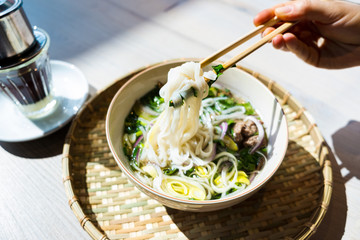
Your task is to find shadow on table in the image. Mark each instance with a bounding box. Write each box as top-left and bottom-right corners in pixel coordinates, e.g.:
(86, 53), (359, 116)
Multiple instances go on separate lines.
(310, 142), (347, 240)
(0, 85), (96, 159)
(311, 120), (360, 239)
(332, 120), (360, 181)
(24, 0), (188, 60)
(0, 122), (71, 158)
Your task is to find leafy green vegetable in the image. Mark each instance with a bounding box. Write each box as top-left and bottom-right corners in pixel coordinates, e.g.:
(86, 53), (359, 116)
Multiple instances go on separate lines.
(206, 64), (225, 86)
(226, 119), (235, 125)
(205, 87), (256, 115)
(163, 168), (179, 175)
(213, 139), (225, 148)
(260, 147), (267, 154)
(140, 85), (164, 112)
(208, 87), (217, 98)
(217, 98), (237, 110)
(184, 167), (195, 176)
(128, 142), (144, 170)
(130, 160), (139, 171)
(135, 130), (143, 137)
(131, 144), (141, 161)
(211, 193), (222, 200)
(169, 87), (198, 108)
(240, 102), (256, 115)
(212, 64), (224, 78)
(206, 86), (231, 100)
(221, 98), (236, 106)
(226, 188), (237, 194)
(123, 145), (132, 157)
(124, 111), (140, 134)
(219, 88), (231, 97)
(237, 148), (262, 172)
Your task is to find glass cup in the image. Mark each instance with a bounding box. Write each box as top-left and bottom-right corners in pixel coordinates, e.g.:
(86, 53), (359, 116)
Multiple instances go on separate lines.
(0, 27), (58, 119)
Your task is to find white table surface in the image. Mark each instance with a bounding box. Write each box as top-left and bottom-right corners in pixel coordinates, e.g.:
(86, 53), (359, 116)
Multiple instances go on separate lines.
(1, 0), (359, 239)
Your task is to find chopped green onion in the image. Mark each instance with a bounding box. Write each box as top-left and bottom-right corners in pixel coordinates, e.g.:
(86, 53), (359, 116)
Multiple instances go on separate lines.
(212, 64), (224, 77)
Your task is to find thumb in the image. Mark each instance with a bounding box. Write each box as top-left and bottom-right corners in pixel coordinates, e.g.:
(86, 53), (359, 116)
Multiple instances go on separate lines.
(274, 0), (341, 24)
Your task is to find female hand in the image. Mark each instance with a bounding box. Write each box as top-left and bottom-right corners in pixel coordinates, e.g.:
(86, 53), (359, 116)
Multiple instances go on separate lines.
(254, 0), (360, 69)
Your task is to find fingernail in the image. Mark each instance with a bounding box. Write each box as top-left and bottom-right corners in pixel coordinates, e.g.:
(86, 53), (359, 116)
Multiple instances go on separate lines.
(275, 5), (293, 15)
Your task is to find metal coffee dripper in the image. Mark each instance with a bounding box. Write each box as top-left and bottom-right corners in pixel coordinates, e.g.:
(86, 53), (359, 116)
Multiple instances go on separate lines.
(0, 0), (56, 119)
(0, 0), (35, 63)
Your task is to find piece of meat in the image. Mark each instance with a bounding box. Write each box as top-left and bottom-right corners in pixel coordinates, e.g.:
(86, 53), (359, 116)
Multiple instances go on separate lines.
(243, 135), (268, 149)
(233, 121), (245, 143)
(243, 135), (259, 148)
(243, 120), (258, 137)
(233, 119), (258, 144)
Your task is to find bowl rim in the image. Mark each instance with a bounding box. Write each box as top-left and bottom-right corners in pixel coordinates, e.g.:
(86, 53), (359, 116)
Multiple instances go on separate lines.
(105, 60), (289, 205)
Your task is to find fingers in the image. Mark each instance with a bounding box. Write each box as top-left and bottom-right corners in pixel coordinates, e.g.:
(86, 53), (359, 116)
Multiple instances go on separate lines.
(253, 9), (275, 26)
(263, 30), (319, 66)
(282, 32), (319, 66)
(261, 27), (286, 50)
(254, 0), (341, 25)
(253, 0), (360, 68)
(253, 2), (287, 26)
(274, 0), (340, 24)
(272, 35), (286, 50)
(262, 27), (275, 38)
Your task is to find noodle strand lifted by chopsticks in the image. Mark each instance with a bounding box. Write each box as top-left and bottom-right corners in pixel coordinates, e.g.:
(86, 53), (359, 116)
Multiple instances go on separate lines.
(141, 62), (214, 168)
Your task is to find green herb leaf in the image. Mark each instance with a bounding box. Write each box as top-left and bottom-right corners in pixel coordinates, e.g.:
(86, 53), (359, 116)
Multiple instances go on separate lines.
(163, 168), (179, 175)
(240, 102), (256, 115)
(184, 167), (195, 176)
(237, 148), (262, 172)
(123, 146), (132, 158)
(124, 111), (140, 134)
(213, 139), (225, 148)
(131, 145), (140, 161)
(211, 192), (222, 200)
(208, 87), (217, 97)
(212, 64), (224, 77)
(226, 188), (237, 194)
(207, 64), (225, 87)
(130, 160), (139, 171)
(140, 85), (164, 112)
(217, 98), (237, 110)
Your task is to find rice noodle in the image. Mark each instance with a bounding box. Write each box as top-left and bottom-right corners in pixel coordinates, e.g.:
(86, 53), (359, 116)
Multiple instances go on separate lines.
(125, 62), (267, 200)
(140, 62), (211, 167)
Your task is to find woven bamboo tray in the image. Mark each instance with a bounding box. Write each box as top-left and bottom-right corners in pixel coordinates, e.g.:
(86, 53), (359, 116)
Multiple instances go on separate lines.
(62, 60), (332, 240)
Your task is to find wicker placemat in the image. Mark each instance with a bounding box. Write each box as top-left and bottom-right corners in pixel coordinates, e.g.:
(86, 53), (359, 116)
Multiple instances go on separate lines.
(62, 61), (332, 240)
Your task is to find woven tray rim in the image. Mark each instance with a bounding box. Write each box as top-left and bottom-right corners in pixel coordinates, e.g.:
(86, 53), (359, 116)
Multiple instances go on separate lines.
(62, 59), (333, 240)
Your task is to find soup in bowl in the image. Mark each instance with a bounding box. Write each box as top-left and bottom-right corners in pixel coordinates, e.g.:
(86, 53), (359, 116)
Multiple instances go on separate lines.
(106, 60), (288, 212)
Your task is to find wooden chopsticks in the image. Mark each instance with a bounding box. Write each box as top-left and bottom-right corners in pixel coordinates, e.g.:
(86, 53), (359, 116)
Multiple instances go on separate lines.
(170, 17), (296, 107)
(200, 17), (295, 73)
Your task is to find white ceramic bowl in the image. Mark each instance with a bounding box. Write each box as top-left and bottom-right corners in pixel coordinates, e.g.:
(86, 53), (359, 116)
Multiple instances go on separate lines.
(106, 60), (288, 212)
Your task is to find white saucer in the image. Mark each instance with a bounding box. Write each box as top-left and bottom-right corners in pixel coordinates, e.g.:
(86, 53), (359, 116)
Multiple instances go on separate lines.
(0, 60), (89, 142)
